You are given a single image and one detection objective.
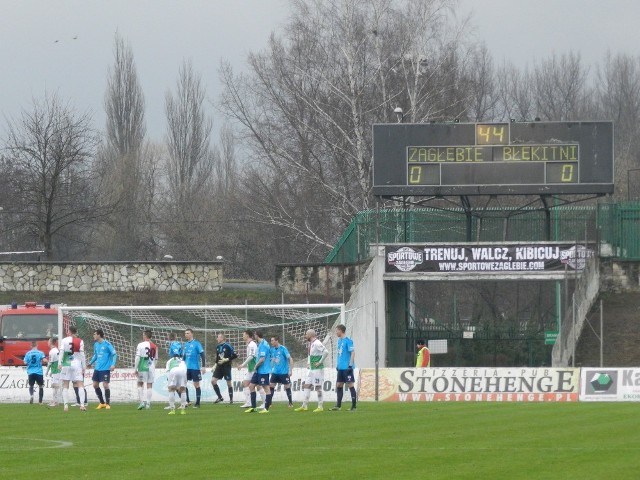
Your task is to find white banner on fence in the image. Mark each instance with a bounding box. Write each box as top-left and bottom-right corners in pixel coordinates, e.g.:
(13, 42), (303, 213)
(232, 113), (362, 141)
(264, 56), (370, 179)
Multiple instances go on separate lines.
(0, 367), (352, 404)
(580, 368), (640, 401)
(358, 367), (580, 402)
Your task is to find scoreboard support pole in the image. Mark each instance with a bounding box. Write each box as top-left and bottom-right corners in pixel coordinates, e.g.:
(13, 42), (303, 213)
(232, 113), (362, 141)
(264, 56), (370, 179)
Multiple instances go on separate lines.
(461, 196), (473, 241)
(541, 195), (552, 241)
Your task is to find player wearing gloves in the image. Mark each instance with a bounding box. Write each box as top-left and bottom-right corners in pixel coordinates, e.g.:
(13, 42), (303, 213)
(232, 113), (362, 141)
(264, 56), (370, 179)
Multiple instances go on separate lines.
(211, 333), (237, 404)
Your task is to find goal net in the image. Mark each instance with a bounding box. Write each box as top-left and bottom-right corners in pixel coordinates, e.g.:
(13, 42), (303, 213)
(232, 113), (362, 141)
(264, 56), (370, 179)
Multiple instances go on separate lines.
(57, 303), (345, 371)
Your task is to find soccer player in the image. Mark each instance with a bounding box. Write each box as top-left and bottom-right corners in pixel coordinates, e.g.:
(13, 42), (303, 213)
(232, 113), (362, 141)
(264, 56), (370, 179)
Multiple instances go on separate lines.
(24, 341), (46, 405)
(416, 339), (430, 367)
(45, 337), (62, 407)
(211, 333), (235, 404)
(183, 328), (205, 408)
(88, 328), (117, 410)
(60, 325), (87, 412)
(168, 332), (183, 358)
(268, 335), (293, 408)
(165, 332), (184, 409)
(295, 329), (328, 412)
(165, 352), (188, 415)
(134, 330), (157, 410)
(238, 330), (266, 409)
(245, 330), (271, 413)
(330, 324), (357, 411)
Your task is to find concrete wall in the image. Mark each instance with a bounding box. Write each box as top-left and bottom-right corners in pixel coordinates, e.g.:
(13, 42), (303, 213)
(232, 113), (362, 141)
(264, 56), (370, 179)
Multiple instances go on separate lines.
(599, 259), (640, 293)
(275, 260), (370, 299)
(0, 261), (223, 292)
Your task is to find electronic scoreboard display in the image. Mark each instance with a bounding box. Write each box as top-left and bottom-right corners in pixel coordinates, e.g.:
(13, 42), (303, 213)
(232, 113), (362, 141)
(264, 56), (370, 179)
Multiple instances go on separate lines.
(372, 121), (614, 196)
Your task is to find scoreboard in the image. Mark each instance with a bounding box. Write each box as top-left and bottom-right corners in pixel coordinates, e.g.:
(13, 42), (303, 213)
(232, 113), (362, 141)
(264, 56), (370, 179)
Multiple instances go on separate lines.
(372, 121), (614, 196)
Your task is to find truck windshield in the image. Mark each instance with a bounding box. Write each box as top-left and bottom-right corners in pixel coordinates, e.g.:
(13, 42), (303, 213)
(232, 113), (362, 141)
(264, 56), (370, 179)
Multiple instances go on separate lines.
(1, 314), (58, 339)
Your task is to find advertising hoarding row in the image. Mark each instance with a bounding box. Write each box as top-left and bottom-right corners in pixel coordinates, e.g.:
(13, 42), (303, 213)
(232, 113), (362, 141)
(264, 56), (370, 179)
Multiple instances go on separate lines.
(2, 367), (639, 403)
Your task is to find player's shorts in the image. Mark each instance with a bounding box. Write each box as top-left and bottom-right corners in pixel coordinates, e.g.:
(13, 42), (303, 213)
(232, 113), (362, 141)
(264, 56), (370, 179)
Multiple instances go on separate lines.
(28, 373), (44, 387)
(186, 369), (202, 382)
(213, 363), (232, 381)
(250, 372), (270, 386)
(304, 369), (324, 388)
(167, 369), (187, 389)
(269, 373), (291, 386)
(137, 369), (155, 384)
(92, 370), (111, 383)
(60, 362), (83, 382)
(336, 368), (355, 384)
(244, 370), (254, 383)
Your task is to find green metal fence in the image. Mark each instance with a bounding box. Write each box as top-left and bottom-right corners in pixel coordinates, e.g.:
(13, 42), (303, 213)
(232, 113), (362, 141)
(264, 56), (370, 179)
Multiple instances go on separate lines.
(324, 203), (640, 263)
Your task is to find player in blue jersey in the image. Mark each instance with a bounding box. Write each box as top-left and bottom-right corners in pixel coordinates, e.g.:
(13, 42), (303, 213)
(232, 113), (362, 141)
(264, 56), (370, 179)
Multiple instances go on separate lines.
(245, 330), (272, 413)
(268, 335), (293, 408)
(168, 332), (183, 358)
(24, 341), (46, 404)
(183, 328), (206, 408)
(88, 329), (118, 410)
(211, 333), (236, 404)
(330, 324), (357, 411)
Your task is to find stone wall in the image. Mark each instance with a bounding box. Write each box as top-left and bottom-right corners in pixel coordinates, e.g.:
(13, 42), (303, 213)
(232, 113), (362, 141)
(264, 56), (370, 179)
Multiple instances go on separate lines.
(275, 260), (370, 300)
(0, 262), (223, 292)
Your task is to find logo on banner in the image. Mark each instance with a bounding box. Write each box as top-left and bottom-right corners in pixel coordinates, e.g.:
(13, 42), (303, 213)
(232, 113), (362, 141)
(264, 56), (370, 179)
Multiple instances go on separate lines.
(387, 247), (424, 272)
(560, 245), (593, 270)
(586, 371), (617, 395)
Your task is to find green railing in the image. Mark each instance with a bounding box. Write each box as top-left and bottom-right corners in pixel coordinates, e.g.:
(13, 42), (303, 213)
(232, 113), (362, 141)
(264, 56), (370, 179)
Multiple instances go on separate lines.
(325, 204), (604, 263)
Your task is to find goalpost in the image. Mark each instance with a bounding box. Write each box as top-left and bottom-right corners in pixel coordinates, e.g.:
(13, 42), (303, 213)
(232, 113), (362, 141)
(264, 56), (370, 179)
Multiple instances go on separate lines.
(55, 303), (351, 403)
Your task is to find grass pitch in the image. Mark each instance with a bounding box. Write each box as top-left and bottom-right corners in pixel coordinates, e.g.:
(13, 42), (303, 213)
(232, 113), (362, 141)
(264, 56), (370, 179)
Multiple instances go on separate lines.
(2, 401), (639, 479)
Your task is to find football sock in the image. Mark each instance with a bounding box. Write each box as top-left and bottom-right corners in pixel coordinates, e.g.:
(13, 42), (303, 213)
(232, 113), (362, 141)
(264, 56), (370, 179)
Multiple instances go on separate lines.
(243, 386), (250, 401)
(38, 387), (44, 403)
(266, 392), (273, 409)
(62, 389), (68, 405)
(95, 387), (105, 404)
(336, 388), (344, 407)
(74, 387), (80, 404)
(228, 388), (233, 402)
(168, 391), (175, 408)
(146, 388), (152, 404)
(317, 390), (324, 408)
(250, 391), (257, 408)
(285, 388), (292, 404)
(303, 388), (311, 407)
(29, 385), (34, 396)
(180, 391), (187, 407)
(186, 388), (191, 403)
(349, 386), (357, 407)
(213, 384), (222, 399)
(195, 387), (201, 405)
(79, 386), (86, 405)
(105, 388), (111, 404)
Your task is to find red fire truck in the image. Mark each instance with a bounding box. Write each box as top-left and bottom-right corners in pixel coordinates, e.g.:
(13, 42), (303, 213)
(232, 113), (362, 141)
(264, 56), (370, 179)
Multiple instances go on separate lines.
(0, 302), (58, 366)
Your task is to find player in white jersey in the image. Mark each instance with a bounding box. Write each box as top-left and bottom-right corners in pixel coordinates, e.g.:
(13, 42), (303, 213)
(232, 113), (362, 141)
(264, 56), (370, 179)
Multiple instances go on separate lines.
(165, 355), (187, 415)
(45, 337), (62, 407)
(238, 330), (266, 408)
(60, 325), (87, 412)
(295, 329), (328, 413)
(134, 330), (157, 410)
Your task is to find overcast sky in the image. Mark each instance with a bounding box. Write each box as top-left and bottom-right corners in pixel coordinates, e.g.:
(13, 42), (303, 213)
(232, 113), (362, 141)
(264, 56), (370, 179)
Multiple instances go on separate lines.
(1, 0), (638, 141)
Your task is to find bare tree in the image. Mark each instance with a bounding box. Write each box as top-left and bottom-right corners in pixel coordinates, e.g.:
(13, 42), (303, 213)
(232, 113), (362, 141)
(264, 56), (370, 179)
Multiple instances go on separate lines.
(161, 60), (215, 258)
(3, 93), (103, 259)
(219, 0), (470, 257)
(95, 32), (152, 259)
(532, 52), (591, 120)
(594, 52), (640, 199)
